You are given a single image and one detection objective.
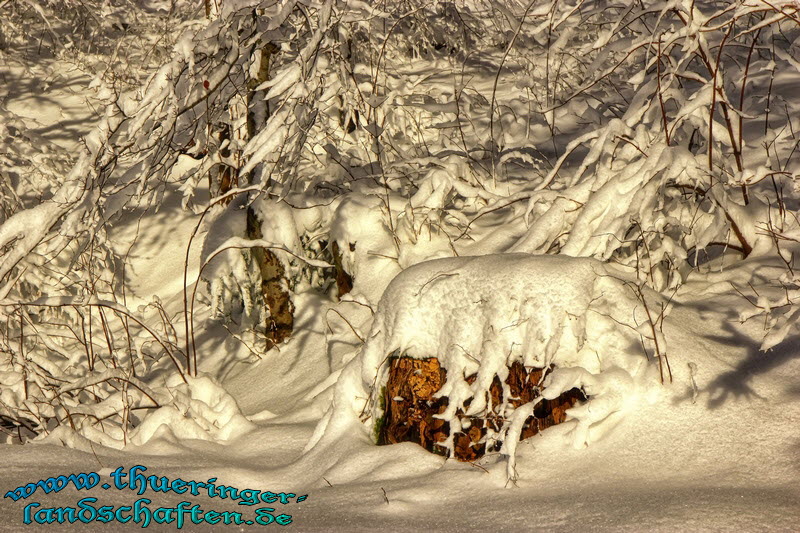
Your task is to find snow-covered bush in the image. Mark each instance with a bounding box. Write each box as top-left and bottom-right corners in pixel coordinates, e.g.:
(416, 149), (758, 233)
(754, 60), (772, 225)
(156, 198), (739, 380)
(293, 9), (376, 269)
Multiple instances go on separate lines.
(738, 216), (800, 350)
(1, 0), (196, 79)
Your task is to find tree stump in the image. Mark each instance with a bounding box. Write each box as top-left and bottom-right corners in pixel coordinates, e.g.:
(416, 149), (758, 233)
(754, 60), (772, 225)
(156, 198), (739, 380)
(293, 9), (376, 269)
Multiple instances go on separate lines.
(377, 357), (584, 461)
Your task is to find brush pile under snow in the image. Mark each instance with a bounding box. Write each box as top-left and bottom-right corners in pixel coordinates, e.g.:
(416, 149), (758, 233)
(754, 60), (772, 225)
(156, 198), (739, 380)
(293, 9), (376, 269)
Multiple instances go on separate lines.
(309, 254), (666, 475)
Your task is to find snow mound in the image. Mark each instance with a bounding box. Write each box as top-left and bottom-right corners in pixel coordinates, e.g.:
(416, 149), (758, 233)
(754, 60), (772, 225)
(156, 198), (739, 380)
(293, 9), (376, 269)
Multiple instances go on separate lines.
(127, 374), (256, 447)
(308, 254), (666, 477)
(37, 374), (255, 451)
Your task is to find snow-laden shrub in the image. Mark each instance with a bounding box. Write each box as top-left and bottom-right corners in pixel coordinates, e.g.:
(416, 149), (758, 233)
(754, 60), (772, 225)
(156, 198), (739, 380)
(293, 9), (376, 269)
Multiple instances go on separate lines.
(739, 217), (800, 350)
(1, 0), (195, 82)
(0, 0), (253, 444)
(500, 1), (799, 286)
(32, 374), (254, 450)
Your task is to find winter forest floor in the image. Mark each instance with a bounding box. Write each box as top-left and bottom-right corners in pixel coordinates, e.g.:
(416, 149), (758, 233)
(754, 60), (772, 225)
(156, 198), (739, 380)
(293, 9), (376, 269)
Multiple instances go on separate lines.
(2, 1), (800, 532)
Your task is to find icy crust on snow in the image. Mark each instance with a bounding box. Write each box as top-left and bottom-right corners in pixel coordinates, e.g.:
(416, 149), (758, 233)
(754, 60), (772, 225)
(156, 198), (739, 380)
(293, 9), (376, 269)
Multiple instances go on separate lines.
(310, 254), (664, 473)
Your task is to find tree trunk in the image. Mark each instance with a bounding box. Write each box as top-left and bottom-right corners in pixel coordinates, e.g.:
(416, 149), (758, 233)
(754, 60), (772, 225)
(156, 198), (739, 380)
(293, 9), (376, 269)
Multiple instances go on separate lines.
(203, 26), (292, 349)
(246, 208), (293, 349)
(241, 42), (294, 349)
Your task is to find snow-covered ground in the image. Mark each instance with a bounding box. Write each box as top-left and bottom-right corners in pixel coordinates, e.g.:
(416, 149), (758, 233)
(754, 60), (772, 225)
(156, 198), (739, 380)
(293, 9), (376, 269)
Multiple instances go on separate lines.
(2, 1), (799, 531)
(3, 276), (799, 531)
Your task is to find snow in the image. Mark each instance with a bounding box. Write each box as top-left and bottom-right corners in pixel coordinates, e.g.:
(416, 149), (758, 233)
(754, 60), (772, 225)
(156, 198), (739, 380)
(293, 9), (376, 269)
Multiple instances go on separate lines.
(2, 1), (800, 531)
(3, 299), (800, 529)
(2, 289), (798, 530)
